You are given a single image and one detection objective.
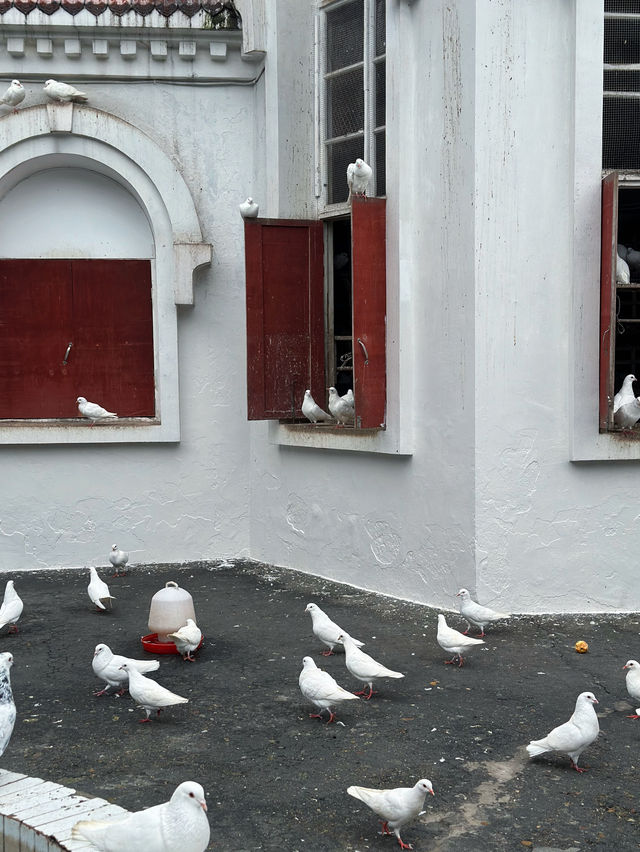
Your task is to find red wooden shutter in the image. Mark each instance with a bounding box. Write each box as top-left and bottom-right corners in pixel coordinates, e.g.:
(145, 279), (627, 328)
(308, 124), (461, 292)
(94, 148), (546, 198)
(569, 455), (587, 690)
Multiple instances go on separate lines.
(0, 260), (73, 418)
(244, 219), (325, 420)
(600, 172), (618, 432)
(0, 259), (154, 419)
(351, 197), (386, 428)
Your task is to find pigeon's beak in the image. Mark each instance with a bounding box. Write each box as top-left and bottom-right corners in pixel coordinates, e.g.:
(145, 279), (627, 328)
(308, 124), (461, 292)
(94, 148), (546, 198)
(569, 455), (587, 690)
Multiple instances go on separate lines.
(430, 789), (435, 795)
(200, 800), (208, 812)
(593, 698), (599, 703)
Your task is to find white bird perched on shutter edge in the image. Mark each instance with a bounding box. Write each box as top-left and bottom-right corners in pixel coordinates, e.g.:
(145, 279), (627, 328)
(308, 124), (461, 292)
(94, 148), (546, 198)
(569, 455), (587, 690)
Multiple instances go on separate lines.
(613, 374), (637, 415)
(347, 158), (372, 200)
(239, 197), (259, 218)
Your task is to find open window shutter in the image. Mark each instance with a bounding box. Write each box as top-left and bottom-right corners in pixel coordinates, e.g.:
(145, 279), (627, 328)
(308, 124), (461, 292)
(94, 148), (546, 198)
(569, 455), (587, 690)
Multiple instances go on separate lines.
(351, 197), (386, 428)
(244, 219), (325, 420)
(600, 172), (618, 432)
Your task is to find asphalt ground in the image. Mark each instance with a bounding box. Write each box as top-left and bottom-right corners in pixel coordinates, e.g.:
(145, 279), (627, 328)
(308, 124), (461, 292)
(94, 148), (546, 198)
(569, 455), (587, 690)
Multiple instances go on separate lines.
(1, 560), (638, 851)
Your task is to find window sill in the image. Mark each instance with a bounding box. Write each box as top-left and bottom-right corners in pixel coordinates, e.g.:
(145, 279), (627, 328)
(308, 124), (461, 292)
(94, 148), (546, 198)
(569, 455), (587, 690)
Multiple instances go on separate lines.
(268, 421), (412, 455)
(0, 417), (178, 444)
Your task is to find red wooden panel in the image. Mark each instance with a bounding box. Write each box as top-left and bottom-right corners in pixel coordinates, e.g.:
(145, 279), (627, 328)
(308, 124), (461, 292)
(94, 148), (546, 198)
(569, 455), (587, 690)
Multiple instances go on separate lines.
(600, 173), (618, 432)
(351, 197), (386, 428)
(71, 260), (155, 417)
(0, 260), (73, 418)
(245, 219), (325, 419)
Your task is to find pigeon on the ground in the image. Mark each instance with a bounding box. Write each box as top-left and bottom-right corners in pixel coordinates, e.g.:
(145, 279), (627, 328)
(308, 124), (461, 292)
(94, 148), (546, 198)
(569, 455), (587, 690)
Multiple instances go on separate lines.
(613, 374), (637, 414)
(614, 396), (640, 428)
(338, 633), (404, 700)
(456, 588), (511, 637)
(121, 662), (189, 722)
(617, 251), (631, 285)
(526, 691), (599, 772)
(87, 567), (115, 612)
(623, 660), (640, 719)
(92, 643), (160, 697)
(44, 79), (88, 103)
(328, 386), (355, 426)
(436, 613), (484, 667)
(239, 197), (259, 218)
(305, 602), (364, 656)
(167, 619), (202, 662)
(302, 389), (334, 424)
(71, 780), (210, 852)
(298, 656), (359, 724)
(0, 80), (25, 111)
(109, 544), (129, 576)
(0, 581), (23, 634)
(77, 396), (117, 424)
(0, 653), (16, 760)
(347, 158), (372, 199)
(347, 778), (434, 850)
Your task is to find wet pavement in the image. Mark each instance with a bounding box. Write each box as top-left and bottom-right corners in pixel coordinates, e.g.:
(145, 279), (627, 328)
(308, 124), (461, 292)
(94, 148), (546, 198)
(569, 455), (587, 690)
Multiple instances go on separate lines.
(1, 560), (639, 851)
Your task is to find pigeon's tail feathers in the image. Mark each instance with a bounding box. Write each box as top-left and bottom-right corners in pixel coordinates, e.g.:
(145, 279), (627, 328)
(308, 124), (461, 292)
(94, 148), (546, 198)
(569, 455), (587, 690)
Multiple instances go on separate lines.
(526, 739), (550, 758)
(133, 659), (160, 674)
(346, 785), (379, 807)
(352, 637), (365, 648)
(71, 819), (111, 844)
(380, 668), (404, 679)
(94, 599), (106, 611)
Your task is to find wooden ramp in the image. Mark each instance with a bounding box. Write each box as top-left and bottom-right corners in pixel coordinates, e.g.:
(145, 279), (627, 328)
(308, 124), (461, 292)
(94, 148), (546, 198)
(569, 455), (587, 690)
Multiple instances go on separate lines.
(0, 769), (131, 851)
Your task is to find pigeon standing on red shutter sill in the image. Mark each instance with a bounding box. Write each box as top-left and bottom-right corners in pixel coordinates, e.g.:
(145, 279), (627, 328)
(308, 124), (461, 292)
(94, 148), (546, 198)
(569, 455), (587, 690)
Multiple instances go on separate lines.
(526, 691), (599, 773)
(109, 544), (129, 577)
(77, 396), (117, 424)
(87, 567), (115, 612)
(0, 80), (25, 112)
(623, 660), (640, 719)
(626, 246), (640, 277)
(347, 158), (373, 199)
(455, 588), (511, 637)
(347, 778), (434, 851)
(328, 386), (355, 426)
(0, 581), (23, 634)
(72, 781), (210, 852)
(613, 374), (637, 414)
(436, 613), (484, 667)
(301, 389), (334, 424)
(239, 197), (259, 218)
(44, 79), (88, 103)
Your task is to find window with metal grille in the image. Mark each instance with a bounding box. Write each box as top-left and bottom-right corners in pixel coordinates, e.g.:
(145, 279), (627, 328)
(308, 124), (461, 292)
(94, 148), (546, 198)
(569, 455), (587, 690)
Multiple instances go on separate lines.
(322, 0), (385, 206)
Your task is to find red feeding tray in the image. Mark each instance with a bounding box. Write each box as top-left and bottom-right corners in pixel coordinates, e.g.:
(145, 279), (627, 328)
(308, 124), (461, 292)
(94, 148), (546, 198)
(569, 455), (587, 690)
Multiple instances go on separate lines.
(141, 632), (204, 654)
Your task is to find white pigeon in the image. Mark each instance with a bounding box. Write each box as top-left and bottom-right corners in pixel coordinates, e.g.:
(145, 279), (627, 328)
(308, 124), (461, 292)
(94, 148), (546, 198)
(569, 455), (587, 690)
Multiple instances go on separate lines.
(0, 80), (25, 111)
(44, 79), (88, 103)
(328, 386), (355, 426)
(305, 602), (364, 656)
(121, 662), (189, 722)
(239, 197), (259, 218)
(617, 252), (631, 285)
(346, 158), (373, 199)
(347, 778), (434, 850)
(622, 659), (640, 719)
(302, 389), (334, 424)
(298, 656), (359, 724)
(627, 246), (640, 275)
(77, 396), (117, 424)
(109, 543), (129, 576)
(87, 567), (115, 612)
(71, 780), (210, 852)
(526, 691), (599, 772)
(614, 396), (640, 429)
(0, 581), (23, 634)
(342, 388), (355, 410)
(338, 633), (404, 700)
(613, 374), (637, 414)
(167, 619), (202, 662)
(0, 653), (16, 760)
(436, 613), (484, 667)
(92, 643), (160, 697)
(456, 588), (511, 637)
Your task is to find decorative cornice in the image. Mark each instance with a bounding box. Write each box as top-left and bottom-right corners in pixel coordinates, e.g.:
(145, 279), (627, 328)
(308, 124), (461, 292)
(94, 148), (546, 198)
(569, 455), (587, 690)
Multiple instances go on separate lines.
(0, 0), (239, 21)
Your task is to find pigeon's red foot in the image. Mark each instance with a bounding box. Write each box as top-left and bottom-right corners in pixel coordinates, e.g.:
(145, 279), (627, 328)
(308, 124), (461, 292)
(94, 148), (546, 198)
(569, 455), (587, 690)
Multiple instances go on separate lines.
(462, 628), (469, 635)
(570, 762), (587, 773)
(354, 687), (375, 700)
(138, 718), (151, 723)
(8, 625), (18, 634)
(397, 839), (413, 850)
(321, 650), (334, 656)
(380, 821), (392, 836)
(93, 688), (108, 697)
(184, 654), (196, 662)
(478, 630), (485, 637)
(627, 714), (640, 719)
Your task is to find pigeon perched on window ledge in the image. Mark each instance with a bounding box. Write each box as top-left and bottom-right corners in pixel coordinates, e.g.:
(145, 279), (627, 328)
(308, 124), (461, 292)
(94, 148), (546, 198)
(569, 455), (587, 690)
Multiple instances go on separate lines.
(613, 374), (637, 415)
(614, 397), (640, 429)
(239, 197), (259, 218)
(0, 80), (25, 112)
(347, 158), (372, 199)
(328, 386), (355, 426)
(44, 79), (88, 103)
(526, 691), (599, 772)
(77, 396), (117, 425)
(301, 389), (334, 424)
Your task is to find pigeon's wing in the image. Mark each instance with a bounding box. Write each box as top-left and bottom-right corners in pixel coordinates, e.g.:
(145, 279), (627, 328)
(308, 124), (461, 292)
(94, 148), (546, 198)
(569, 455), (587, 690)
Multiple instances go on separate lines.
(301, 669), (356, 703)
(84, 401), (115, 418)
(129, 674), (188, 707)
(346, 162), (356, 190)
(72, 803), (166, 851)
(536, 719), (582, 752)
(464, 599), (510, 623)
(347, 786), (399, 820)
(347, 647), (403, 679)
(0, 599), (22, 629)
(0, 702), (16, 758)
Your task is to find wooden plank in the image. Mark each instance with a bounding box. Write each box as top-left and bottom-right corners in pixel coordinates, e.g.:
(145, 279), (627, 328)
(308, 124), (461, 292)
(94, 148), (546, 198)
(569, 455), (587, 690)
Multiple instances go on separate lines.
(351, 196), (387, 428)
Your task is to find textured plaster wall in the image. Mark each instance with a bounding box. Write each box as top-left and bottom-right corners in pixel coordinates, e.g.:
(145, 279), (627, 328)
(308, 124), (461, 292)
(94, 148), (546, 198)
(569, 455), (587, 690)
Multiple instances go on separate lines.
(0, 76), (253, 569)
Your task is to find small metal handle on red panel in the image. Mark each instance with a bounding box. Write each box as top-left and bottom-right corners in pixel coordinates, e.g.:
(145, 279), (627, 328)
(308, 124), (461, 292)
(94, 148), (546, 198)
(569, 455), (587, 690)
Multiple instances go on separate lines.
(62, 342), (73, 365)
(357, 338), (369, 366)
